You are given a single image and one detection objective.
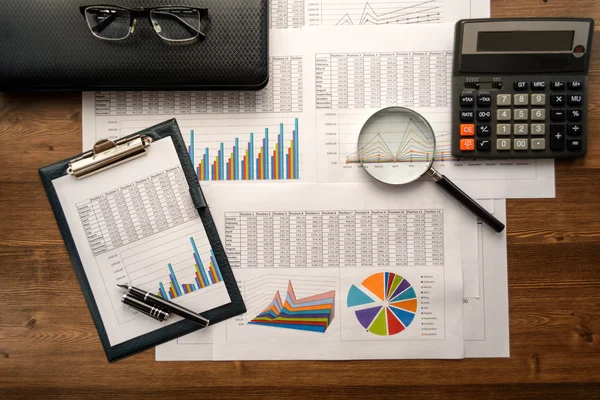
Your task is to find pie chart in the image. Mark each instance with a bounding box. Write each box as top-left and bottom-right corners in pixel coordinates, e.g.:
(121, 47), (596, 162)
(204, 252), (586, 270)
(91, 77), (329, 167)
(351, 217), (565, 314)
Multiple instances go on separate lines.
(346, 272), (417, 336)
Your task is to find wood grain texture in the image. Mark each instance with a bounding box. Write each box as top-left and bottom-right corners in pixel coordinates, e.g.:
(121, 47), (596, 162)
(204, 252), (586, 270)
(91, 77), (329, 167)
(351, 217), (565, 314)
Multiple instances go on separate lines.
(1, 0), (600, 398)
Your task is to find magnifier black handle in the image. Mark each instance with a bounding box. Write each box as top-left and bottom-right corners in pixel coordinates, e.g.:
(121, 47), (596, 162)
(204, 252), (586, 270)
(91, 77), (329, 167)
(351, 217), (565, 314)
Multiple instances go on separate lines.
(428, 169), (505, 233)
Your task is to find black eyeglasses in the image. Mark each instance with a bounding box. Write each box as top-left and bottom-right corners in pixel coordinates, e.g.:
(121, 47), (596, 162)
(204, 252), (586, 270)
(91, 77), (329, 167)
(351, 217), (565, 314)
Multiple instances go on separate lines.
(80, 5), (208, 42)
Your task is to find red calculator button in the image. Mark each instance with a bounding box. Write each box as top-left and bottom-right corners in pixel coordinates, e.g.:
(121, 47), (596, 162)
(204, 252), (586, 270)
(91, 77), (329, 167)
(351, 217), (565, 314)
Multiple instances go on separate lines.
(460, 139), (475, 151)
(460, 124), (475, 136)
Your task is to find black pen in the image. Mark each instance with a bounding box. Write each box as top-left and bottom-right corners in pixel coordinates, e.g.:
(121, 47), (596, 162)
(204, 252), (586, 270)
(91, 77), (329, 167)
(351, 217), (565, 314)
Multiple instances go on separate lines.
(117, 284), (210, 326)
(121, 293), (170, 322)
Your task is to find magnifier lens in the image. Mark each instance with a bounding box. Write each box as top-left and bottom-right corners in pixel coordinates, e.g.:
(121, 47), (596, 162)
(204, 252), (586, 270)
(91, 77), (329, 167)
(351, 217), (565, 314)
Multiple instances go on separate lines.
(357, 107), (436, 185)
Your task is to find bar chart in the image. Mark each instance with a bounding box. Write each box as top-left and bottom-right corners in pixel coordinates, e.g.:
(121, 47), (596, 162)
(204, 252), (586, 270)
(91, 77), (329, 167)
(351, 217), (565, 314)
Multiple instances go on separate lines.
(188, 118), (300, 181)
(157, 237), (224, 299)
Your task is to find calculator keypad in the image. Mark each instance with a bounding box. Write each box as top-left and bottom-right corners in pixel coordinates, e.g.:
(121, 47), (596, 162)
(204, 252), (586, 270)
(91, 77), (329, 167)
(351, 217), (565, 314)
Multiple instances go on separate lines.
(453, 77), (587, 158)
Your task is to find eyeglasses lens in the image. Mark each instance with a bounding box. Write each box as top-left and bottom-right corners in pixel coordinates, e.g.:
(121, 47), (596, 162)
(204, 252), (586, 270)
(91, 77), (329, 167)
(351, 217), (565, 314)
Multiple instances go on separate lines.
(150, 8), (201, 41)
(85, 7), (131, 40)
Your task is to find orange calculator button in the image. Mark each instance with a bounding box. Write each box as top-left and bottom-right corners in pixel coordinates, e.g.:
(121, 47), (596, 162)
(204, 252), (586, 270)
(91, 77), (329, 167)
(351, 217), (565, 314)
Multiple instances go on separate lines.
(460, 124), (475, 136)
(460, 139), (475, 151)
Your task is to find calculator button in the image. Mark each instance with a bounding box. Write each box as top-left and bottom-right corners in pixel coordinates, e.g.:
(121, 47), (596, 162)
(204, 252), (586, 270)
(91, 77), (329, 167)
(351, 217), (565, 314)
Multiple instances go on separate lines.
(496, 124), (511, 136)
(567, 138), (583, 151)
(514, 81), (528, 90)
(477, 124), (491, 136)
(497, 139), (511, 150)
(531, 138), (546, 151)
(514, 94), (529, 106)
(460, 124), (475, 136)
(531, 94), (546, 106)
(477, 139), (491, 151)
(514, 139), (528, 150)
(460, 110), (475, 122)
(531, 109), (545, 121)
(496, 94), (512, 106)
(550, 124), (566, 150)
(531, 124), (546, 135)
(497, 109), (511, 121)
(531, 81), (546, 90)
(460, 139), (475, 151)
(568, 94), (583, 106)
(477, 94), (492, 107)
(550, 109), (566, 121)
(568, 124), (582, 135)
(568, 81), (583, 90)
(460, 94), (475, 106)
(551, 81), (565, 90)
(567, 109), (582, 121)
(514, 124), (529, 136)
(514, 109), (529, 121)
(477, 110), (492, 122)
(551, 94), (565, 106)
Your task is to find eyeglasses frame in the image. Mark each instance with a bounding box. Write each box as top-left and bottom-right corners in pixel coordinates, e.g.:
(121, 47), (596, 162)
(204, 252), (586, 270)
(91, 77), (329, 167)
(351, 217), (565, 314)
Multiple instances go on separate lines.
(79, 5), (209, 42)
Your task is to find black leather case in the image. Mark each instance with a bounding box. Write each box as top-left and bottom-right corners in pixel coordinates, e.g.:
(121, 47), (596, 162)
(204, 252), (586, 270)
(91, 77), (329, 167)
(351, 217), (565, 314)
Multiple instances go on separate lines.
(39, 119), (246, 362)
(0, 0), (268, 90)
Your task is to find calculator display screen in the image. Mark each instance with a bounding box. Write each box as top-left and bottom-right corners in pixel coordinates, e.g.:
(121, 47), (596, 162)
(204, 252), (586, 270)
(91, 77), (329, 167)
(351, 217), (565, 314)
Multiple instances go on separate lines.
(476, 31), (575, 52)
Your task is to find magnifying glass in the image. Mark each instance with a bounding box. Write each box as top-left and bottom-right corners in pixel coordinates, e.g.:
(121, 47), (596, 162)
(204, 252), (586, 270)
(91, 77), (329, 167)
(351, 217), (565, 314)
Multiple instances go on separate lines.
(357, 106), (505, 233)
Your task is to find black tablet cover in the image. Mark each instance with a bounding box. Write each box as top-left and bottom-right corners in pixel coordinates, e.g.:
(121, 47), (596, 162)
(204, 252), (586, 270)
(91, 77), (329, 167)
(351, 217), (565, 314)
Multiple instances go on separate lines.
(0, 0), (268, 90)
(39, 119), (246, 362)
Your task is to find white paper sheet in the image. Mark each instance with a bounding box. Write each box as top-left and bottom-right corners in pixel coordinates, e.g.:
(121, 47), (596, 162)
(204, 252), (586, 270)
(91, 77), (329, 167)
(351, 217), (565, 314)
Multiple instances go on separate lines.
(169, 182), (465, 360)
(464, 199), (509, 357)
(53, 137), (231, 346)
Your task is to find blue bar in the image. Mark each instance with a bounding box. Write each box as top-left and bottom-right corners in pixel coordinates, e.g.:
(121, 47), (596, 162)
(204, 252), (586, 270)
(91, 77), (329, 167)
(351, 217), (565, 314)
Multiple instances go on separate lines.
(159, 282), (168, 299)
(195, 276), (201, 289)
(220, 143), (225, 181)
(208, 272), (215, 285)
(211, 164), (215, 181)
(191, 284), (196, 291)
(294, 118), (299, 179)
(226, 161), (229, 180)
(271, 156), (275, 180)
(264, 128), (269, 179)
(204, 148), (209, 181)
(235, 138), (239, 180)
(196, 166), (199, 177)
(189, 130), (195, 164)
(168, 264), (182, 297)
(190, 237), (210, 287)
(279, 123), (284, 179)
(250, 133), (254, 180)
(210, 249), (223, 281)
(256, 158), (259, 180)
(241, 160), (245, 179)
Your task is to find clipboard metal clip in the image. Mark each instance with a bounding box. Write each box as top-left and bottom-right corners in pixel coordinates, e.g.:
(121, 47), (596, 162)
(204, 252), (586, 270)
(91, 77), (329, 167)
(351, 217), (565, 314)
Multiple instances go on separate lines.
(67, 135), (153, 179)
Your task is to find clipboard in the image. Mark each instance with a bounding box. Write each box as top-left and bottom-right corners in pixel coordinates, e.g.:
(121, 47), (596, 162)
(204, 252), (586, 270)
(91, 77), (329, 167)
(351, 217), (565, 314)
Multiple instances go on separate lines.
(39, 119), (246, 362)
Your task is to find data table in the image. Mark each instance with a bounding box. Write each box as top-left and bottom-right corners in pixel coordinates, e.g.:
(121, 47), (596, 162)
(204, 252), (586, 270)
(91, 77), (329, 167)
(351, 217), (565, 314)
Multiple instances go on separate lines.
(225, 209), (444, 268)
(315, 51), (452, 109)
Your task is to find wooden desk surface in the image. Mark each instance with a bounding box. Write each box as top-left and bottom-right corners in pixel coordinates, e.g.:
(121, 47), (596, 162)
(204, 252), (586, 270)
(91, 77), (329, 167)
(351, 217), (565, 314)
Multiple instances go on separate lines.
(1, 1), (599, 398)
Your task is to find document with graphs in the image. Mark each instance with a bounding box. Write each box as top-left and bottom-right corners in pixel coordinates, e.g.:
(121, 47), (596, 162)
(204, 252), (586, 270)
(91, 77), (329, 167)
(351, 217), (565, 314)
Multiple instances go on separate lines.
(51, 137), (232, 347)
(82, 22), (554, 200)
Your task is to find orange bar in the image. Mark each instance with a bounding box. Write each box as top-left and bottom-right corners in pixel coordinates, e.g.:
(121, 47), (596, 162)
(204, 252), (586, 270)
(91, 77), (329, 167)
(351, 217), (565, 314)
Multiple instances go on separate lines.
(258, 152), (262, 179)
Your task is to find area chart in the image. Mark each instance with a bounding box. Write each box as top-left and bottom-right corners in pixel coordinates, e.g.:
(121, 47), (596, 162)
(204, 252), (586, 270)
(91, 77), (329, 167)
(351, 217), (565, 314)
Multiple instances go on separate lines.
(249, 280), (336, 333)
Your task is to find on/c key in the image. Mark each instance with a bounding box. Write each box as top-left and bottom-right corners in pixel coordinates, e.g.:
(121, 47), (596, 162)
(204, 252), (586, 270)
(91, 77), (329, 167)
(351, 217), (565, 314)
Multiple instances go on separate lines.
(460, 138), (475, 151)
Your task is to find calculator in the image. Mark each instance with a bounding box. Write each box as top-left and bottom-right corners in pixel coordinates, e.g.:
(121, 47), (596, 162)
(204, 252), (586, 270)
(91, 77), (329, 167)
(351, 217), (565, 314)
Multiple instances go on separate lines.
(451, 18), (594, 159)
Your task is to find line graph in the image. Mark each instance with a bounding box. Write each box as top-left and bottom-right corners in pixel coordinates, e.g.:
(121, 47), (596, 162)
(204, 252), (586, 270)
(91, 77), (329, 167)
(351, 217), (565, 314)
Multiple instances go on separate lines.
(317, 110), (542, 184)
(308, 0), (443, 26)
(346, 117), (447, 164)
